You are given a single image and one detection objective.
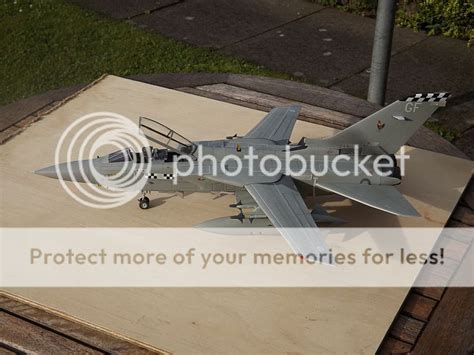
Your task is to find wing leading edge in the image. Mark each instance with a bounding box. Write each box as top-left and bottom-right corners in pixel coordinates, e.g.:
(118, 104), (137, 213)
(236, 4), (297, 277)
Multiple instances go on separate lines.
(245, 176), (329, 257)
(244, 105), (301, 144)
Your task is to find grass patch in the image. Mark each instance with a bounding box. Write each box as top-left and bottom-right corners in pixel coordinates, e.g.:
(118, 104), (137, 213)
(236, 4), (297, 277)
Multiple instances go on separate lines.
(0, 0), (464, 142)
(0, 0), (286, 106)
(424, 121), (459, 142)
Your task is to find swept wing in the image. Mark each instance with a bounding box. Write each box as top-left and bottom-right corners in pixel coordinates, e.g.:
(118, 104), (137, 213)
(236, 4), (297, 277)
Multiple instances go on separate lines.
(244, 105), (301, 144)
(245, 176), (328, 256)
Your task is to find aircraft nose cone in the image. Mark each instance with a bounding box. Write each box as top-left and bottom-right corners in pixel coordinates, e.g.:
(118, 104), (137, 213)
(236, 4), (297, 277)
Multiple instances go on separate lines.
(34, 165), (58, 179)
(35, 160), (97, 183)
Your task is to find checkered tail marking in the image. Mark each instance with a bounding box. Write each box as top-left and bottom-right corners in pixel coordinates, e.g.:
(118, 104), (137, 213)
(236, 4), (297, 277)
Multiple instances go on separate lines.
(401, 92), (450, 103)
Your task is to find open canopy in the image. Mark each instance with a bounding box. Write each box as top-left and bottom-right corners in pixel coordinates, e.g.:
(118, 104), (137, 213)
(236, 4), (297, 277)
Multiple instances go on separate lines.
(139, 116), (196, 157)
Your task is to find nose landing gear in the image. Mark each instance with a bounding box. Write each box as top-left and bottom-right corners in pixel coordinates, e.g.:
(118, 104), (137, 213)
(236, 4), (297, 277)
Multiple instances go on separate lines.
(139, 192), (150, 209)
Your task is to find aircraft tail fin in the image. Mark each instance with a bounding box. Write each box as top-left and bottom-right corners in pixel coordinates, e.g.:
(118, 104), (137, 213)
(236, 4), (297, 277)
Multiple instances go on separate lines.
(322, 93), (450, 154)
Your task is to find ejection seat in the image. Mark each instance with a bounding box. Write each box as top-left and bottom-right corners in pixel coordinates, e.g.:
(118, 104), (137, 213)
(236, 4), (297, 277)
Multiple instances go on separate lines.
(139, 117), (197, 158)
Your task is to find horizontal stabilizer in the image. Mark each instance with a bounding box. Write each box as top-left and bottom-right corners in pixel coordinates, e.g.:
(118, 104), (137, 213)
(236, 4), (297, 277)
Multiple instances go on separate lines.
(311, 205), (346, 225)
(245, 105), (301, 144)
(315, 182), (419, 217)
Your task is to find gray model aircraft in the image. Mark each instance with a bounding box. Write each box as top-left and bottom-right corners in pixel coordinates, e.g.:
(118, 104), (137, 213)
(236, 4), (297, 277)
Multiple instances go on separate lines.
(36, 93), (450, 257)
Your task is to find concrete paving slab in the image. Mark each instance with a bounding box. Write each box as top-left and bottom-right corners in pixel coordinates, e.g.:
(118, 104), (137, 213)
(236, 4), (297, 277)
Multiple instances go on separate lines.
(328, 69), (371, 98)
(223, 8), (425, 86)
(335, 36), (474, 104)
(454, 128), (474, 160)
(386, 36), (474, 103)
(332, 35), (474, 158)
(434, 93), (474, 134)
(0, 95), (53, 132)
(0, 84), (85, 132)
(132, 0), (322, 48)
(69, 0), (180, 19)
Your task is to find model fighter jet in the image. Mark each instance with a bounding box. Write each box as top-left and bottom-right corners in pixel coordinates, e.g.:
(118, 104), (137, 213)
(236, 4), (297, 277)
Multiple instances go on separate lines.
(36, 93), (450, 256)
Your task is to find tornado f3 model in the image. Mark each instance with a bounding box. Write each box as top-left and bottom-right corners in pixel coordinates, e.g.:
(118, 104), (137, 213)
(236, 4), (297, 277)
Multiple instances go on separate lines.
(36, 93), (450, 257)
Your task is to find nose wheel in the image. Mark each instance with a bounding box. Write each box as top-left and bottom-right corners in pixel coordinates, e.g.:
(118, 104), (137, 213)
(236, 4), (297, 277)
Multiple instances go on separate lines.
(139, 196), (150, 209)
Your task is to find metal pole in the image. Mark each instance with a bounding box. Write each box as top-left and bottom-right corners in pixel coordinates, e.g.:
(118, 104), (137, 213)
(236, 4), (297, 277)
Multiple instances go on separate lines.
(367, 0), (397, 105)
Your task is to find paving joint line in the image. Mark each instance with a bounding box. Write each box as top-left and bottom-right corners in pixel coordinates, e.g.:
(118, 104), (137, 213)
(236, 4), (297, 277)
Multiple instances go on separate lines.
(128, 0), (184, 20)
(328, 65), (369, 91)
(445, 90), (474, 107)
(328, 35), (431, 91)
(217, 6), (328, 51)
(455, 126), (474, 139)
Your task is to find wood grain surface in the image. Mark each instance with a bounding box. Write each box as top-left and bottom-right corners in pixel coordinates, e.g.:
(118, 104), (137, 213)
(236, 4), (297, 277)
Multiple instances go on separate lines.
(1, 73), (472, 354)
(0, 293), (165, 354)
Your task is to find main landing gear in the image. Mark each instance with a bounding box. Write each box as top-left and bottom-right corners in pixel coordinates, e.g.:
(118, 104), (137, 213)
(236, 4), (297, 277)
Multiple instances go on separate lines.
(139, 193), (150, 209)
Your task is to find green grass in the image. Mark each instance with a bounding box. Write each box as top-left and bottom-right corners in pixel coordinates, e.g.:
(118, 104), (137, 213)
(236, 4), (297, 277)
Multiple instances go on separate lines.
(424, 121), (459, 142)
(0, 0), (285, 106)
(0, 0), (465, 142)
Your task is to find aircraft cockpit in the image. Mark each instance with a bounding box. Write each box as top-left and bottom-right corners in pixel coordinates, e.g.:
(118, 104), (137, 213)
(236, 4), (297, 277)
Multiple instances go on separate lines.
(107, 148), (134, 163)
(106, 117), (196, 164)
(107, 147), (183, 164)
(139, 116), (197, 158)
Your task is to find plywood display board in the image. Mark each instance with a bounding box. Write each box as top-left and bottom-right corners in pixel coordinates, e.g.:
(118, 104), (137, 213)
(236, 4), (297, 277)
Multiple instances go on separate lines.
(1, 75), (472, 353)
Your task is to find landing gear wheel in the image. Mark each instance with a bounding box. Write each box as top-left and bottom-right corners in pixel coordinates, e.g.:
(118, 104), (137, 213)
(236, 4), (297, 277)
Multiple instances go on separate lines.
(139, 196), (150, 210)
